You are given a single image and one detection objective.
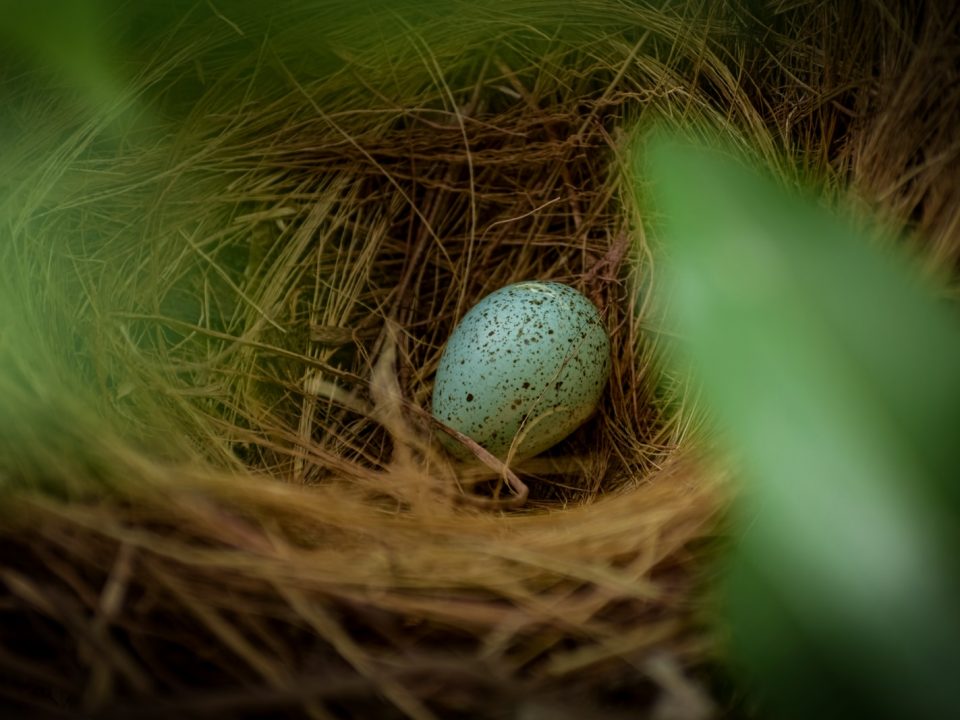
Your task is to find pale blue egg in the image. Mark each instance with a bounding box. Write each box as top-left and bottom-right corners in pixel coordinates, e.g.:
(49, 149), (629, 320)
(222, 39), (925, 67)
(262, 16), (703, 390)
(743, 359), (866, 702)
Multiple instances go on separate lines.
(431, 281), (611, 461)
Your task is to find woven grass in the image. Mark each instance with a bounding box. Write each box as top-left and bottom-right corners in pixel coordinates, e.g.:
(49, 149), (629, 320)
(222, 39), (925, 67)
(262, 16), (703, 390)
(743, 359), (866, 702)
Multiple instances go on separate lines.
(1, 1), (958, 717)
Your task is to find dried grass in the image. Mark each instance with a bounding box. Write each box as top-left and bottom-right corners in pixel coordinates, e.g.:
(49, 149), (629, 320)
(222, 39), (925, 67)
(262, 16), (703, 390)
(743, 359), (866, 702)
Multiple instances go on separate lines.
(1, 1), (958, 717)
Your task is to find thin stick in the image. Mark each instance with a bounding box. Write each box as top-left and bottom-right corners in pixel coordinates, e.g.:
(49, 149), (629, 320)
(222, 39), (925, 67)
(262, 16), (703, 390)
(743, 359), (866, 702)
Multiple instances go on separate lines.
(403, 402), (529, 507)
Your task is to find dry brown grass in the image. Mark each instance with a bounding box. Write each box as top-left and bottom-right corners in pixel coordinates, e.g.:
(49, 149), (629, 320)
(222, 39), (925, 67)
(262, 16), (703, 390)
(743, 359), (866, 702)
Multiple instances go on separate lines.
(1, 1), (958, 717)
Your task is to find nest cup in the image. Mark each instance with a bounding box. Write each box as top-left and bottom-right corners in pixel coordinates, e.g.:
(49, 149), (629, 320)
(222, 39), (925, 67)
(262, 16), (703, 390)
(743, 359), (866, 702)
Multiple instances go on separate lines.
(2, 2), (958, 717)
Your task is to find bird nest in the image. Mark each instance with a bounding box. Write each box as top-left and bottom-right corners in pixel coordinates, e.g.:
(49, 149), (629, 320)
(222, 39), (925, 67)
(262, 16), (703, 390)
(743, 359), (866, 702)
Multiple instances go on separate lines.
(1, 1), (958, 718)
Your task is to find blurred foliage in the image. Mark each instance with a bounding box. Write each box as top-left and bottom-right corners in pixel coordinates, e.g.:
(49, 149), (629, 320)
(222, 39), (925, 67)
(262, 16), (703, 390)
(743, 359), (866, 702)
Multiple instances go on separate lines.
(640, 134), (960, 719)
(0, 0), (127, 111)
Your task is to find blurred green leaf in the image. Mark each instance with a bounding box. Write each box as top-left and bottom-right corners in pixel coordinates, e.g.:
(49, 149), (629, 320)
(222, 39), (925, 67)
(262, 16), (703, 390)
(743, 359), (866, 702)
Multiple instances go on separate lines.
(0, 0), (124, 109)
(640, 134), (960, 719)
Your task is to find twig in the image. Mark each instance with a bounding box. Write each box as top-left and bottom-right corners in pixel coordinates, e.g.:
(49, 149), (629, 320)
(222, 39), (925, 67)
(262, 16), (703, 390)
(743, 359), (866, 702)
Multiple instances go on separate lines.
(403, 402), (529, 507)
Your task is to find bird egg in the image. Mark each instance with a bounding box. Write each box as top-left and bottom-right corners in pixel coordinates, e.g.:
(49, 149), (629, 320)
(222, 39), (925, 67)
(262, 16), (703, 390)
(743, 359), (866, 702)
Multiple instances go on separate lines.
(431, 281), (611, 461)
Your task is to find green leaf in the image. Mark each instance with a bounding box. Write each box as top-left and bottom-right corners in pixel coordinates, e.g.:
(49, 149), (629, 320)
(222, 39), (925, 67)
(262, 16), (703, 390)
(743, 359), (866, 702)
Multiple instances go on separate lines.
(0, 0), (124, 110)
(640, 133), (960, 720)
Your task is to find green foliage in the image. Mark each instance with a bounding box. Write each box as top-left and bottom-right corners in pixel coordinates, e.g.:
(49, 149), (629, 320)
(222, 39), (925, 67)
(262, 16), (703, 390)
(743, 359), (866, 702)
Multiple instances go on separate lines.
(640, 134), (960, 719)
(0, 0), (124, 110)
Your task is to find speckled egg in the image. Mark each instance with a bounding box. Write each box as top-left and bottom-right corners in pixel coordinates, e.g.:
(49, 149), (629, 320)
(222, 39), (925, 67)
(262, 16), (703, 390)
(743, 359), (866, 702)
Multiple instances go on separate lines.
(431, 281), (610, 461)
